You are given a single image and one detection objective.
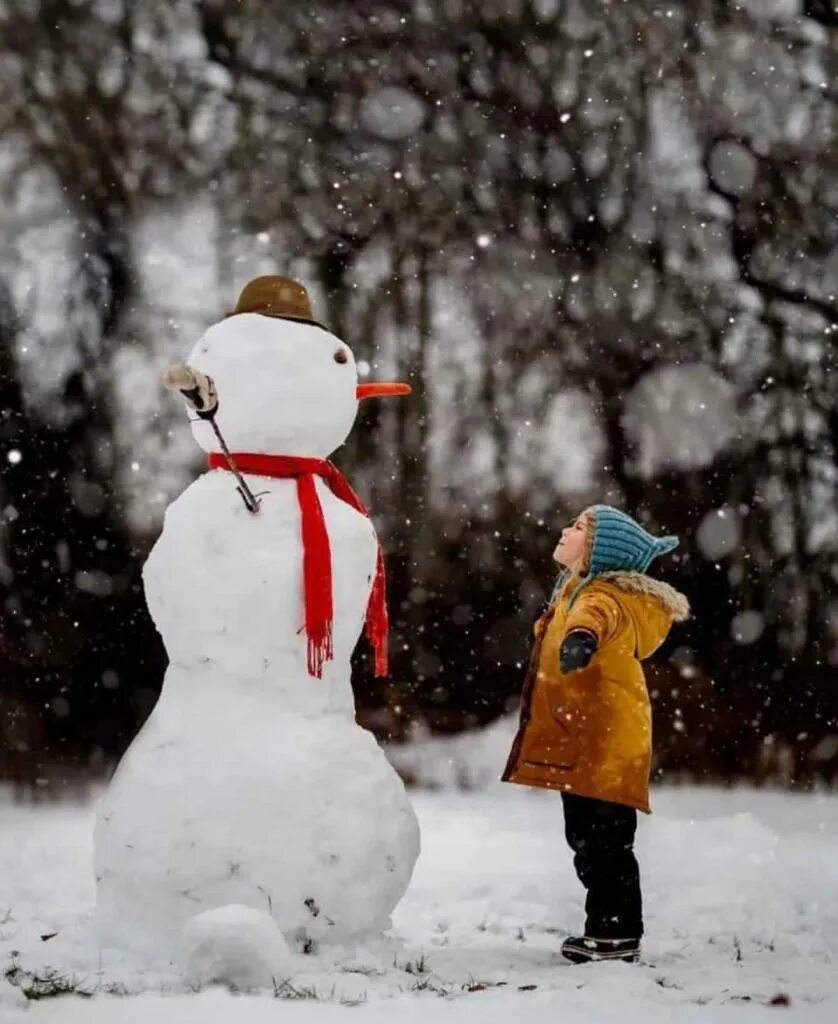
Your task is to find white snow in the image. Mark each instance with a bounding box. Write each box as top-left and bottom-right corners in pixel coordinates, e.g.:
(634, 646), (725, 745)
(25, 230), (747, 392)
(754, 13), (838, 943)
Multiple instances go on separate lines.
(182, 905), (293, 990)
(389, 716), (520, 791)
(2, 782), (838, 1021)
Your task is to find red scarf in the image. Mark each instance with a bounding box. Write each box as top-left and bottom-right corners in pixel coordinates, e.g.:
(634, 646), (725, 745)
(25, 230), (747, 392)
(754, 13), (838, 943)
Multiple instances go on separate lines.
(208, 452), (389, 679)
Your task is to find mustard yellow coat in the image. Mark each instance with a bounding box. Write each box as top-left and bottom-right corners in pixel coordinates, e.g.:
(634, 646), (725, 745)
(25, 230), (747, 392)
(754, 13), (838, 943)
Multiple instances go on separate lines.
(502, 571), (689, 813)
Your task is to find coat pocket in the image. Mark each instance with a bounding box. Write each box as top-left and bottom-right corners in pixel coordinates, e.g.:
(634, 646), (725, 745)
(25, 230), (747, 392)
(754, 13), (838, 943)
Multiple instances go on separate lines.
(519, 693), (579, 771)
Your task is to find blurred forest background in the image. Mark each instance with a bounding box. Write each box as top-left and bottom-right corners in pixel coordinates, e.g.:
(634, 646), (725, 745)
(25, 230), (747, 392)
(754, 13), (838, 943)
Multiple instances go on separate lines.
(0, 0), (836, 793)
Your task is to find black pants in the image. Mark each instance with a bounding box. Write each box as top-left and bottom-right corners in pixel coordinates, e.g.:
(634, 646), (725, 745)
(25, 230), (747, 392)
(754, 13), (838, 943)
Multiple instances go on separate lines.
(561, 793), (643, 939)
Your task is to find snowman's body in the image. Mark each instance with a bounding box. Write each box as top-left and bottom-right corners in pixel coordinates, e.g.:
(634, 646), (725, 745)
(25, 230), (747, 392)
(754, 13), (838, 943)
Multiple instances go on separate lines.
(93, 313), (419, 959)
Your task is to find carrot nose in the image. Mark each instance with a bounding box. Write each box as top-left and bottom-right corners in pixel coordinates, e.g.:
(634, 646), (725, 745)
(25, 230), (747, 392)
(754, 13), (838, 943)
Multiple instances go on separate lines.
(356, 382), (412, 400)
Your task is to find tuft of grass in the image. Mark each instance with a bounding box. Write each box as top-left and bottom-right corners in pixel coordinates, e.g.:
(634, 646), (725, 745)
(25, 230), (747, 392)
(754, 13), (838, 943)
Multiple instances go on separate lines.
(405, 977), (452, 998)
(5, 963), (94, 1001)
(401, 953), (428, 975)
(272, 977), (368, 1005)
(272, 978), (326, 1001)
(462, 977), (512, 994)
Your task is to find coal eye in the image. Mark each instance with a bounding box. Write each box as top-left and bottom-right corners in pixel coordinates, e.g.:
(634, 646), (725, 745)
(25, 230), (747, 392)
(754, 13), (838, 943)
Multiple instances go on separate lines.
(334, 349), (349, 364)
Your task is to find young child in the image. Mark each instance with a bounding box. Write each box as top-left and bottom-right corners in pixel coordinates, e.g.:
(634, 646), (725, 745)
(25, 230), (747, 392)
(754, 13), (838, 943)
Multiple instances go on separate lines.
(502, 505), (689, 963)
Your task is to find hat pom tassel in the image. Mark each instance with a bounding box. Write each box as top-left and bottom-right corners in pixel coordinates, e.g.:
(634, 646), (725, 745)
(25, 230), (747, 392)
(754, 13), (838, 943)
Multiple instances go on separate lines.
(655, 535), (679, 556)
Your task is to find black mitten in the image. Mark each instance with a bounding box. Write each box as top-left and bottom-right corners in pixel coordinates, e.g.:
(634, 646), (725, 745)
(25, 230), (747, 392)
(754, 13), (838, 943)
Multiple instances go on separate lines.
(560, 629), (598, 674)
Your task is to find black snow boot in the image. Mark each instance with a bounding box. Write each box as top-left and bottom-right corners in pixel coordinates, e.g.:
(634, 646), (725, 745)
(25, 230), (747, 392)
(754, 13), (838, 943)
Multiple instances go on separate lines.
(561, 936), (640, 964)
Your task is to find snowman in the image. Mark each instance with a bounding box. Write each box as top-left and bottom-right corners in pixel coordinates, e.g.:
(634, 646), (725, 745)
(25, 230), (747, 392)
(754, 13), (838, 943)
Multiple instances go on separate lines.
(93, 276), (420, 973)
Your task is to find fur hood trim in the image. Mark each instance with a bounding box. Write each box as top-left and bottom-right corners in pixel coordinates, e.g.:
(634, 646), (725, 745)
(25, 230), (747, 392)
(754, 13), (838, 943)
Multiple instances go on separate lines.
(595, 571), (690, 622)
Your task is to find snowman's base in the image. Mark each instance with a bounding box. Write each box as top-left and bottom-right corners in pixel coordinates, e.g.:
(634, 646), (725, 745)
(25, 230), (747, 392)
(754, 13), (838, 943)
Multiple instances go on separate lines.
(4, 911), (409, 998)
(94, 697), (420, 953)
(180, 905), (291, 990)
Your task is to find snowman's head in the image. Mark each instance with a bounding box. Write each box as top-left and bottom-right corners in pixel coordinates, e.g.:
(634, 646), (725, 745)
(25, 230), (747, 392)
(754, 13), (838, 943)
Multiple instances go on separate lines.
(185, 314), (362, 459)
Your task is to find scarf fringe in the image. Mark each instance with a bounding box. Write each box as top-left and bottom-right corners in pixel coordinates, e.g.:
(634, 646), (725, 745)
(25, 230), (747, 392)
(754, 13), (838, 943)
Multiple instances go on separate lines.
(366, 548), (389, 677)
(307, 624), (334, 679)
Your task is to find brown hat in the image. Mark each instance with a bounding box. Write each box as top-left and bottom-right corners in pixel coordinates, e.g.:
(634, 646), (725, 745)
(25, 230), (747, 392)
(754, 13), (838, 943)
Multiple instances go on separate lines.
(226, 275), (327, 329)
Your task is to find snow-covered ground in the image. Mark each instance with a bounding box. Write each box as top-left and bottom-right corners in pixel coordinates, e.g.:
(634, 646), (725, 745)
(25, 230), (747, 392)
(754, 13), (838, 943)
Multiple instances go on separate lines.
(1, 781), (837, 1022)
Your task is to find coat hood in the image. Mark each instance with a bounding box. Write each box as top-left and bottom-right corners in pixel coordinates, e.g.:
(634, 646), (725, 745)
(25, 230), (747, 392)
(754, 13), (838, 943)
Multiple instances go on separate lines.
(595, 571), (690, 659)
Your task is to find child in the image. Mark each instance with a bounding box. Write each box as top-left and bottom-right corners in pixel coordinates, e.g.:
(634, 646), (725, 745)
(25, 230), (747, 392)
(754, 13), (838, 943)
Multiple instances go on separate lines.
(502, 505), (689, 963)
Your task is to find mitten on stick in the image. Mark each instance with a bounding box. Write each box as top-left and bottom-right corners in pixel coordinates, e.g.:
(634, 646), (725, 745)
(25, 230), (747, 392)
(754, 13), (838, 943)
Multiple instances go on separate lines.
(164, 364), (218, 419)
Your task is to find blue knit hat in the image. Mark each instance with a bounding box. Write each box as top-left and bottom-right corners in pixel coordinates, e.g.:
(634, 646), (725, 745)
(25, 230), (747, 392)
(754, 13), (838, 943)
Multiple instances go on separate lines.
(568, 505), (679, 607)
(586, 505), (679, 575)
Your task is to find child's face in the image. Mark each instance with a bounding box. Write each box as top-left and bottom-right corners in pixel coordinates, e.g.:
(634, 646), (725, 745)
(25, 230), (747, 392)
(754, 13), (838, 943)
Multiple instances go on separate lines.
(553, 515), (590, 570)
